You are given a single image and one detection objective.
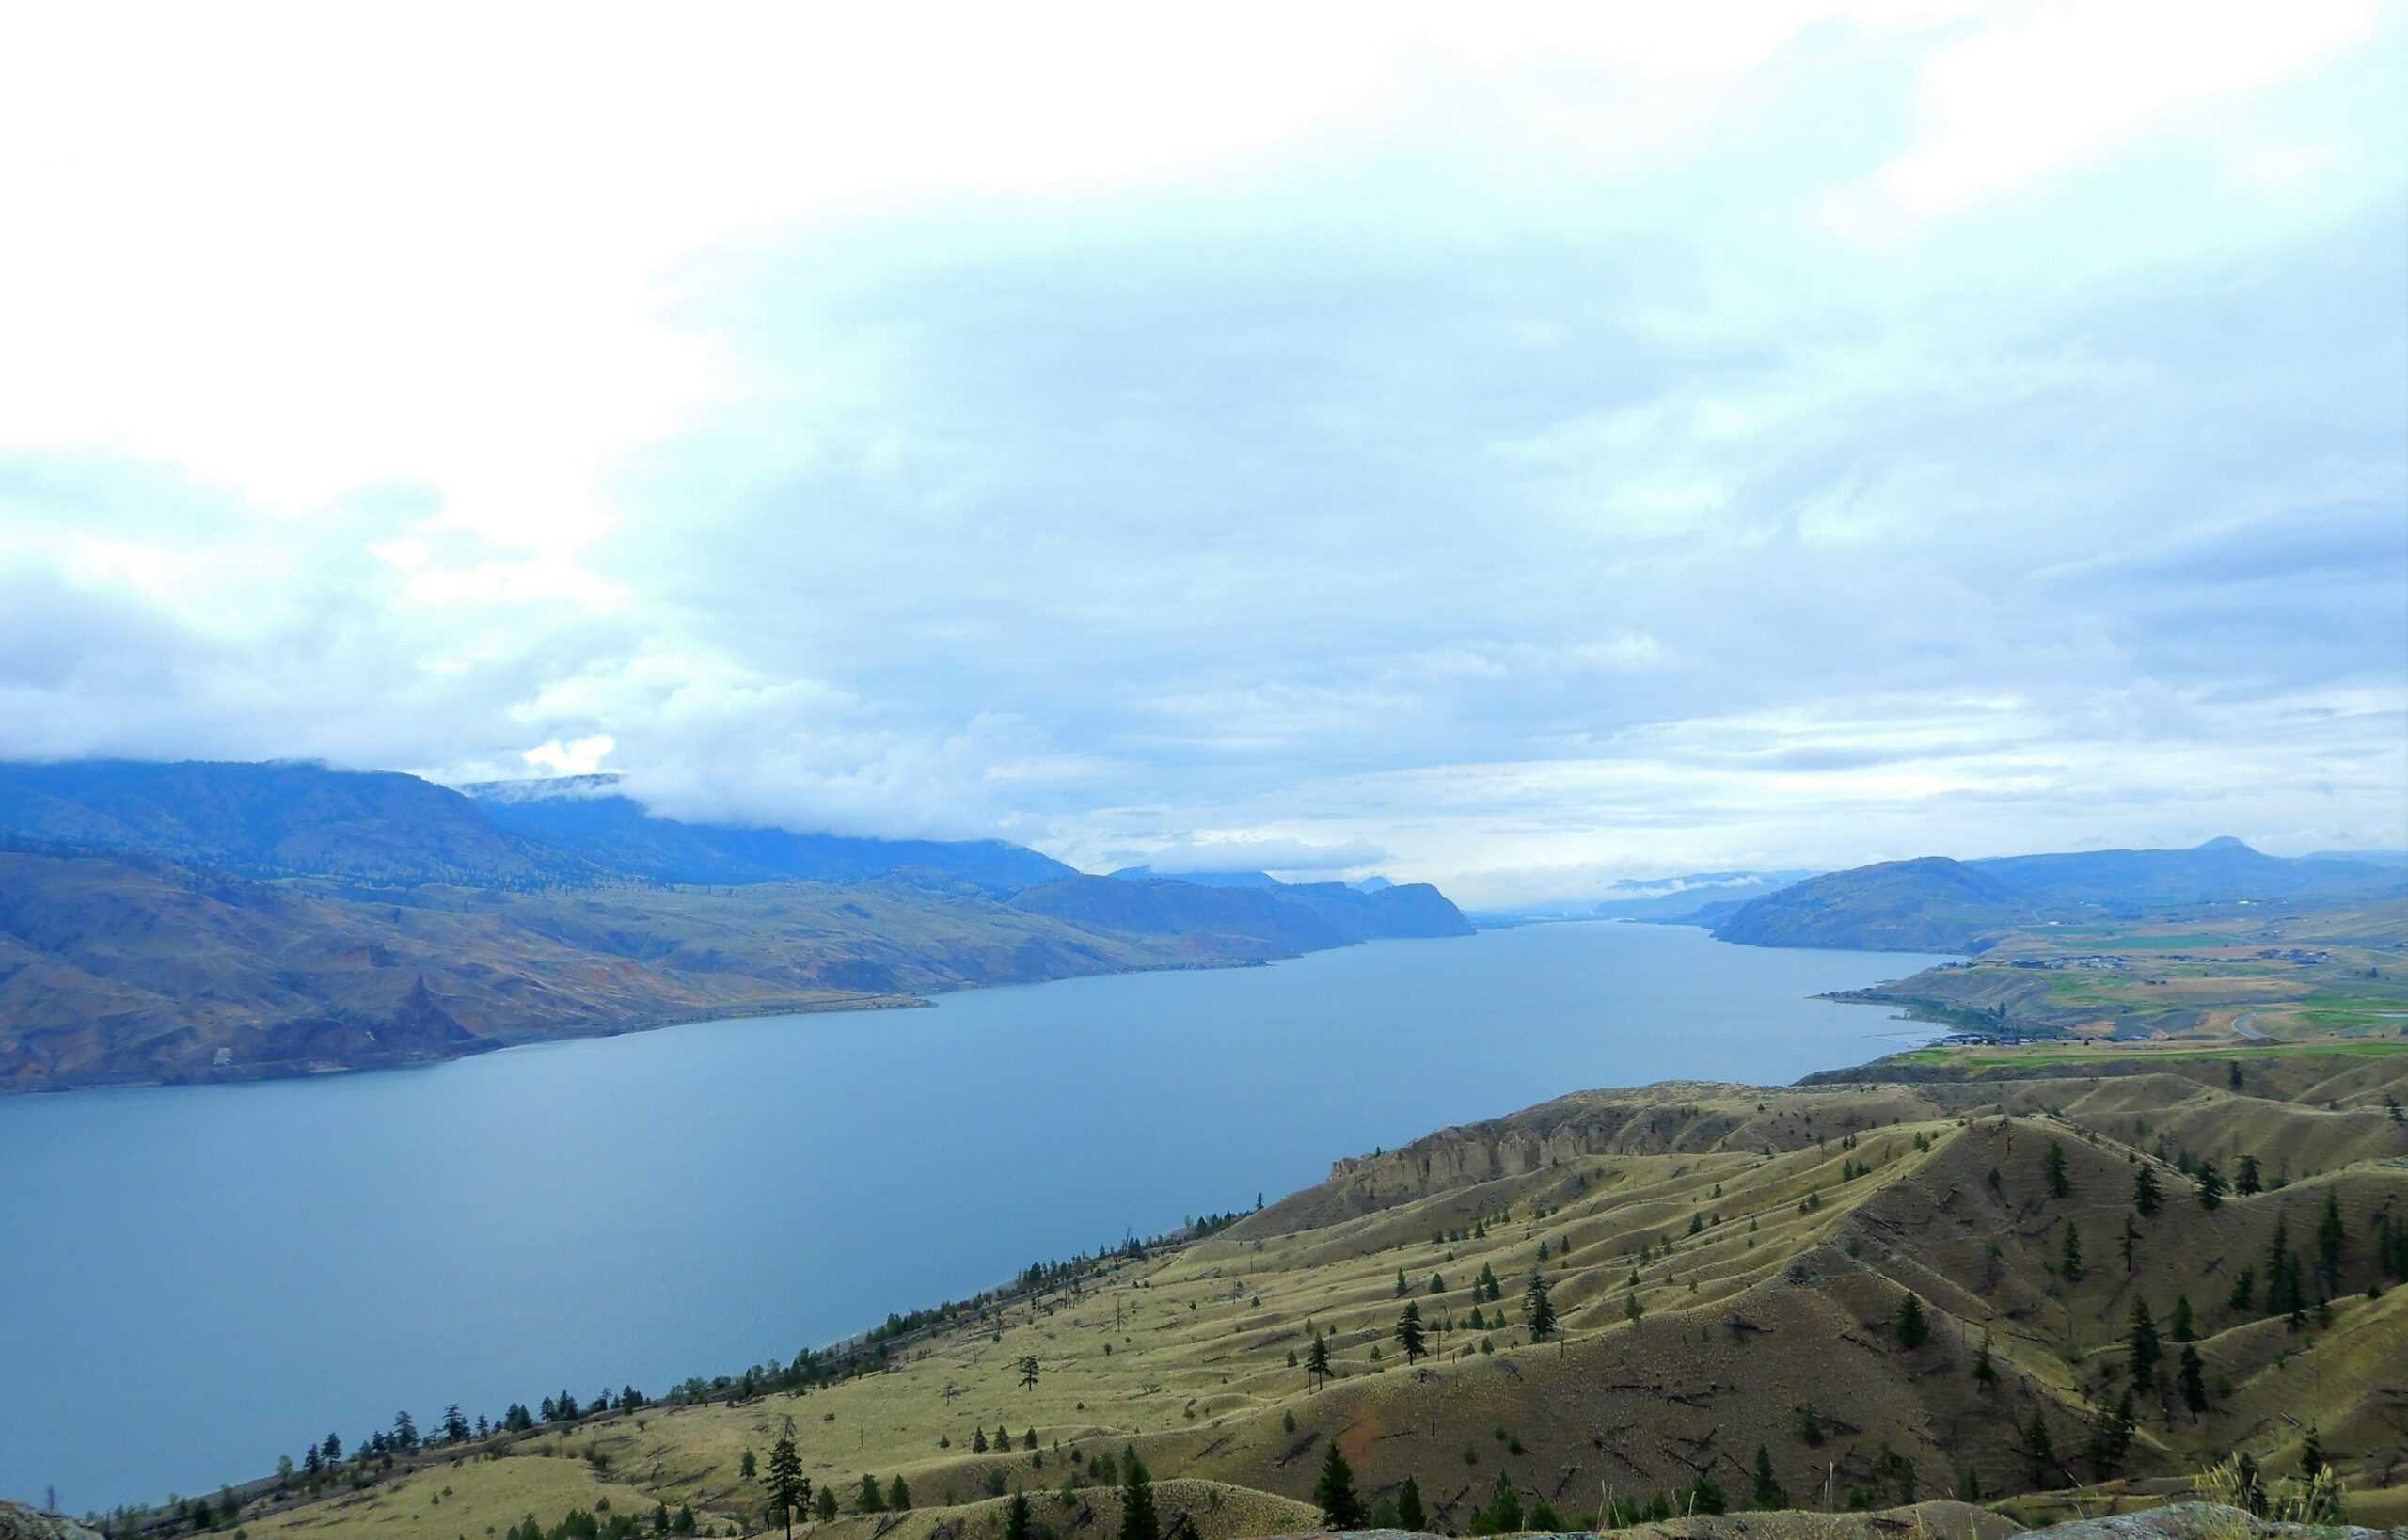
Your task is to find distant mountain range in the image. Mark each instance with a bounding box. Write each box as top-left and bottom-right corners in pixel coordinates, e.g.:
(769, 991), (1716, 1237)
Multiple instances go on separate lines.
(1712, 836), (2408, 952)
(0, 760), (1469, 1092)
(1468, 868), (1818, 927)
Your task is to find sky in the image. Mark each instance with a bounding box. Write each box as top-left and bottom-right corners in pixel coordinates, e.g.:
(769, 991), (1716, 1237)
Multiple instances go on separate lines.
(1, 2), (2403, 907)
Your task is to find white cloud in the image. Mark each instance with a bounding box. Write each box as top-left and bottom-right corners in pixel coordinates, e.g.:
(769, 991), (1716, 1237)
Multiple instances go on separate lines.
(0, 5), (2400, 900)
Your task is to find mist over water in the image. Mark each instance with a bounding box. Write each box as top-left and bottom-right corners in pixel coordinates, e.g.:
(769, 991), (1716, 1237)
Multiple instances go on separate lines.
(0, 922), (1944, 1512)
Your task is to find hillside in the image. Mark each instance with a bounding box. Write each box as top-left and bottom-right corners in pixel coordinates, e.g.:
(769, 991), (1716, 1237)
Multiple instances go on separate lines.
(1715, 840), (2407, 954)
(177, 1047), (2407, 1540)
(0, 761), (1470, 1092)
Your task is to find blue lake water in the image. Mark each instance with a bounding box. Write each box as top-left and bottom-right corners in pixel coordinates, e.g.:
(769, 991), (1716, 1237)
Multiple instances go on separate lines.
(0, 921), (1944, 1513)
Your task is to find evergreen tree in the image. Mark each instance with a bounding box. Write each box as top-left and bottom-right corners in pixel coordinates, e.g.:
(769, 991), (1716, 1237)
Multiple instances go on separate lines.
(2083, 1390), (2135, 1480)
(392, 1410), (418, 1450)
(2024, 1411), (2056, 1486)
(2121, 1211), (2140, 1273)
(2127, 1298), (2161, 1385)
(2195, 1162), (2226, 1209)
(973, 1427), (989, 1453)
(1751, 1445), (1786, 1509)
(1524, 1271), (1556, 1342)
(1395, 1475), (1425, 1532)
(322, 1432), (342, 1464)
(2315, 1188), (2345, 1294)
(2170, 1294), (2195, 1342)
(2236, 1155), (2263, 1196)
(814, 1488), (838, 1522)
(2043, 1138), (2071, 1199)
(1019, 1354), (1041, 1390)
(762, 1437), (808, 1540)
(1307, 1332), (1332, 1390)
(1472, 1473), (1522, 1535)
(2060, 1221), (2084, 1280)
(1118, 1447), (1159, 1540)
(1311, 1442), (1364, 1530)
(855, 1473), (884, 1513)
(1893, 1292), (1929, 1350)
(1972, 1328), (1998, 1393)
(1396, 1268), (1409, 1297)
(888, 1476), (911, 1511)
(740, 1450), (757, 1480)
(440, 1404), (470, 1444)
(1005, 1493), (1031, 1540)
(2178, 1342), (2209, 1416)
(2228, 1266), (2257, 1312)
(1477, 1262), (1501, 1301)
(2133, 1165), (2162, 1216)
(1395, 1302), (1427, 1364)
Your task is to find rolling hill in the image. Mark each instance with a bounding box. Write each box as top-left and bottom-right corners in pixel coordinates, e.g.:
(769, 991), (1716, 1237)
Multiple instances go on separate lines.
(1715, 840), (2408, 954)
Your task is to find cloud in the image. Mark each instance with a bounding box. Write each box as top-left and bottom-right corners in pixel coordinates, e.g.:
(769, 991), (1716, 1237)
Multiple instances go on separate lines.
(1133, 835), (1391, 879)
(0, 8), (2400, 899)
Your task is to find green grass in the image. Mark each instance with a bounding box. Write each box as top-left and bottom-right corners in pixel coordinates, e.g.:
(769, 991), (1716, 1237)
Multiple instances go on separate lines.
(1895, 1040), (2408, 1069)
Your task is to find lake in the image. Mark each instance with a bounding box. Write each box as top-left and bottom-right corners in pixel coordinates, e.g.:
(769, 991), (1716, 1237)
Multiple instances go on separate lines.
(0, 921), (1944, 1514)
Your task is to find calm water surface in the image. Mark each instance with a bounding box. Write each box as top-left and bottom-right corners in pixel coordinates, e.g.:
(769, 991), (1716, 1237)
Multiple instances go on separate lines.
(0, 922), (1944, 1511)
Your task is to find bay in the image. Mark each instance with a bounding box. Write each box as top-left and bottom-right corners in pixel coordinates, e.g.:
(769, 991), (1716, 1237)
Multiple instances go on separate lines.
(0, 921), (1944, 1513)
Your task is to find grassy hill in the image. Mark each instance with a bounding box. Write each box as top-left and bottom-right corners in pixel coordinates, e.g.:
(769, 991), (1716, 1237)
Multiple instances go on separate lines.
(1715, 841), (2408, 955)
(1822, 899), (2408, 1045)
(175, 1049), (2408, 1540)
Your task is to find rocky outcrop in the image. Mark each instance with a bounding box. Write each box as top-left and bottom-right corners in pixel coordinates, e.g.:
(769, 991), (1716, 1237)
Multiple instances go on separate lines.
(0, 1502), (104, 1540)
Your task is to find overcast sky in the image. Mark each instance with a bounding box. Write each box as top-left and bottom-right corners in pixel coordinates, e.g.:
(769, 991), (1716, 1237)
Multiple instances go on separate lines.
(2, 3), (2402, 905)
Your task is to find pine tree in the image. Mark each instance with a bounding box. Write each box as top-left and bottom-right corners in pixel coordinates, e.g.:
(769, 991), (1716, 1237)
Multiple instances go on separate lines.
(2315, 1188), (2345, 1294)
(1118, 1447), (1159, 1540)
(1307, 1332), (1332, 1390)
(2133, 1165), (2162, 1215)
(2178, 1342), (2208, 1416)
(1395, 1302), (1427, 1363)
(1524, 1271), (1556, 1342)
(2024, 1411), (2056, 1486)
(1894, 1292), (1929, 1350)
(2121, 1211), (2140, 1273)
(814, 1489), (837, 1522)
(2127, 1298), (2161, 1385)
(2043, 1138), (2071, 1199)
(2083, 1390), (2135, 1480)
(1312, 1442), (1364, 1530)
(1474, 1473), (1522, 1535)
(1751, 1445), (1786, 1509)
(888, 1476), (911, 1511)
(1395, 1475), (1426, 1532)
(2060, 1221), (2084, 1281)
(1396, 1268), (1409, 1297)
(1972, 1328), (1998, 1392)
(2236, 1155), (2263, 1196)
(1005, 1493), (1032, 1540)
(2170, 1294), (2195, 1342)
(1019, 1354), (1041, 1390)
(740, 1450), (757, 1480)
(2195, 1161), (2226, 1209)
(973, 1427), (989, 1453)
(1477, 1262), (1500, 1301)
(856, 1472), (884, 1513)
(762, 1437), (808, 1540)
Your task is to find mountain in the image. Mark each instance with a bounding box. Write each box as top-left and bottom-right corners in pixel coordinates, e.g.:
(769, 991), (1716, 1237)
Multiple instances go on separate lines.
(0, 759), (589, 886)
(1107, 866), (1283, 888)
(1018, 875), (1472, 953)
(1715, 838), (2408, 952)
(1592, 867), (1817, 921)
(0, 759), (1472, 1091)
(464, 775), (1074, 892)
